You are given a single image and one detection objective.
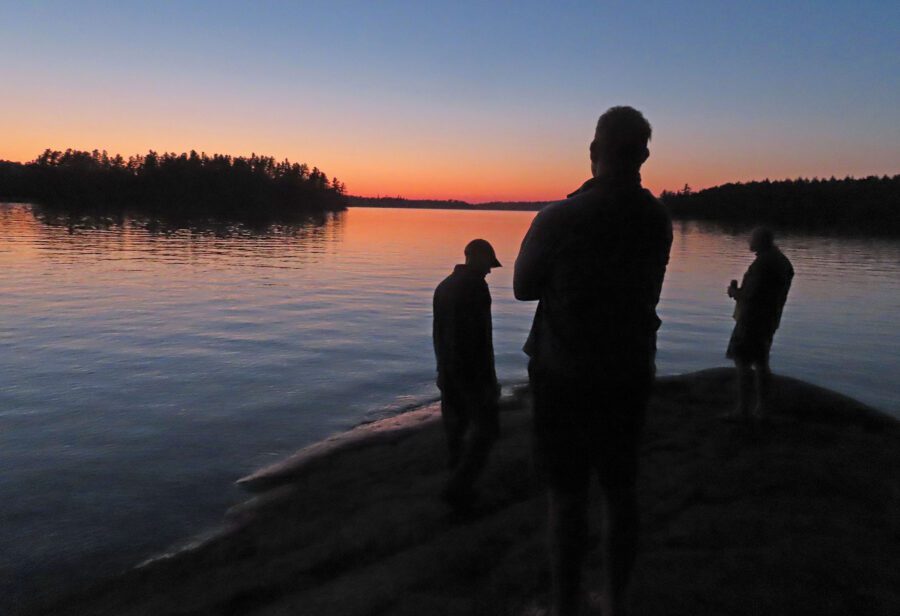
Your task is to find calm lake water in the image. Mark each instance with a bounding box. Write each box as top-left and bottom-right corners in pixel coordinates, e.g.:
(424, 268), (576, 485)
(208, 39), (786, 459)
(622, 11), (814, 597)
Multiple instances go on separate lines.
(1, 203), (898, 609)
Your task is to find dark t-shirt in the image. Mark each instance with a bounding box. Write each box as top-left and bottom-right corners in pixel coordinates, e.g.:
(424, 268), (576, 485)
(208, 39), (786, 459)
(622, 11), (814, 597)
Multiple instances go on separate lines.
(514, 175), (673, 379)
(735, 247), (794, 337)
(433, 264), (497, 391)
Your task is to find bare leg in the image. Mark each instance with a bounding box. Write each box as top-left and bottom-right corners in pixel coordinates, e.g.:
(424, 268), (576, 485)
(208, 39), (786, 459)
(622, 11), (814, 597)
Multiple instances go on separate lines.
(597, 483), (639, 616)
(735, 359), (754, 419)
(753, 358), (772, 419)
(721, 360), (754, 422)
(548, 485), (589, 616)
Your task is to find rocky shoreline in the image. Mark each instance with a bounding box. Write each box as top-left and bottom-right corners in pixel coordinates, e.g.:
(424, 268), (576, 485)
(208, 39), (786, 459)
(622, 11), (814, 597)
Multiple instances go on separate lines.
(25, 369), (900, 615)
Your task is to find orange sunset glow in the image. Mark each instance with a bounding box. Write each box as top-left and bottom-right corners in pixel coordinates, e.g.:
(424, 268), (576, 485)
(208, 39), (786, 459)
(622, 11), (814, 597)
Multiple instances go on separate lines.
(3, 0), (898, 205)
(4, 128), (895, 203)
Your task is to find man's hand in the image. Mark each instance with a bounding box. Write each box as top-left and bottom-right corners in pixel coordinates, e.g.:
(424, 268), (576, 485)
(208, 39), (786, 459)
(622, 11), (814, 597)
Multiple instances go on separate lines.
(727, 279), (739, 299)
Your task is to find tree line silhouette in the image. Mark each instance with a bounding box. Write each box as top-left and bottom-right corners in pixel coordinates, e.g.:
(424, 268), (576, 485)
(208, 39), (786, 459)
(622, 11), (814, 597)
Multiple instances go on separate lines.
(661, 175), (900, 235)
(347, 195), (550, 211)
(4, 153), (895, 233)
(0, 149), (348, 223)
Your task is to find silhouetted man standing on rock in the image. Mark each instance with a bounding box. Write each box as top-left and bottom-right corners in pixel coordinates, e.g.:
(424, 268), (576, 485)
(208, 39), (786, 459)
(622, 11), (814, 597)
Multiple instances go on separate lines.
(433, 239), (502, 509)
(515, 107), (672, 616)
(725, 226), (793, 422)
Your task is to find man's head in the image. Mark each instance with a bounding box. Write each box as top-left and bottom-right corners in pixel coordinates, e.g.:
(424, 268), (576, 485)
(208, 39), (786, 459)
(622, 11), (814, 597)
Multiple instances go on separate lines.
(590, 106), (652, 177)
(464, 239), (502, 275)
(749, 227), (775, 253)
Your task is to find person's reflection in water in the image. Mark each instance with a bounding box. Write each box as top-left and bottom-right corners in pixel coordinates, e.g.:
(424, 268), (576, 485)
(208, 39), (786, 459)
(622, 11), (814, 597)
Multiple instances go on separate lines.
(432, 239), (502, 510)
(515, 107), (672, 616)
(724, 227), (794, 423)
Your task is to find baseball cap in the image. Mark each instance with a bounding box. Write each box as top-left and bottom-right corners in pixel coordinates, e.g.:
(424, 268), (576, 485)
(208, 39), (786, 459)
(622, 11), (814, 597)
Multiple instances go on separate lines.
(464, 238), (502, 268)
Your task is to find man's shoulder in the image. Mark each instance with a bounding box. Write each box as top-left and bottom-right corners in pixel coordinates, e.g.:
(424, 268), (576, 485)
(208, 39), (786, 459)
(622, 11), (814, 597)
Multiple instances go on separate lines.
(759, 247), (793, 268)
(532, 198), (570, 225)
(774, 246), (793, 264)
(434, 269), (461, 298)
(645, 188), (669, 212)
(748, 250), (793, 285)
(772, 248), (794, 276)
(433, 274), (451, 304)
(435, 268), (487, 299)
(530, 190), (594, 229)
(530, 185), (669, 231)
(632, 188), (670, 224)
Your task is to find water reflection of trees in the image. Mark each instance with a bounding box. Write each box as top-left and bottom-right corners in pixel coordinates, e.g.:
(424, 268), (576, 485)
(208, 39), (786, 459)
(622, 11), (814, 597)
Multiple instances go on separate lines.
(5, 203), (347, 263)
(32, 203), (343, 235)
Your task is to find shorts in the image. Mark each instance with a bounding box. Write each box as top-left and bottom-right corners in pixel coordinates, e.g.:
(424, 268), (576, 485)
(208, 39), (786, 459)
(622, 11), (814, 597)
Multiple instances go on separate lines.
(529, 361), (651, 494)
(726, 321), (773, 364)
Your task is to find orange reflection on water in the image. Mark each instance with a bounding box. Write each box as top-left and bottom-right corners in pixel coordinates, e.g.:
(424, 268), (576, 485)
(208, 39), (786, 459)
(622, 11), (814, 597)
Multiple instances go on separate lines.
(342, 206), (536, 269)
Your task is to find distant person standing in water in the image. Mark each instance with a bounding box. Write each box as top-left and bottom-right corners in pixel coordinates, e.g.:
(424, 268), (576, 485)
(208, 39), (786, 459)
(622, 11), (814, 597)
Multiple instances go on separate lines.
(515, 107), (672, 616)
(725, 227), (793, 422)
(433, 239), (502, 509)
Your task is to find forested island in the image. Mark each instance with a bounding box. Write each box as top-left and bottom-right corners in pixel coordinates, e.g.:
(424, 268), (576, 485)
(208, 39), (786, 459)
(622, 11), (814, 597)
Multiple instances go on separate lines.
(661, 175), (900, 235)
(0, 149), (348, 223)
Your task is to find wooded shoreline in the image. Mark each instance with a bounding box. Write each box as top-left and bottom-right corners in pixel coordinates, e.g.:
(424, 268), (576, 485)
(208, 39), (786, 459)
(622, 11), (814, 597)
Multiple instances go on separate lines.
(350, 175), (900, 235)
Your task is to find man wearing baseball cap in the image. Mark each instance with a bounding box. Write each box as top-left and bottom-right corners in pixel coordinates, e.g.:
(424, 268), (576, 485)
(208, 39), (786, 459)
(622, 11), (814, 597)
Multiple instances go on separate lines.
(433, 238), (502, 508)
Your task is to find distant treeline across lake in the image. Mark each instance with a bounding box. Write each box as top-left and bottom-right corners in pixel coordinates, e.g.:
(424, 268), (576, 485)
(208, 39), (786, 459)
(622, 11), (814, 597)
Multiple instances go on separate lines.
(0, 149), (348, 223)
(661, 175), (900, 235)
(351, 175), (900, 235)
(1, 151), (896, 234)
(347, 195), (553, 211)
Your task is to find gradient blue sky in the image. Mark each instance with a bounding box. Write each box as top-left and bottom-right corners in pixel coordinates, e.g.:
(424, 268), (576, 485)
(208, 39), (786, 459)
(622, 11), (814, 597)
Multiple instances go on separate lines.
(1, 1), (898, 201)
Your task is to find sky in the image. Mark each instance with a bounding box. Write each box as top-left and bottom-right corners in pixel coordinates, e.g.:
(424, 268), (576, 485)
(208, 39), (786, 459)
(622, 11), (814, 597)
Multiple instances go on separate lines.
(1, 1), (898, 202)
